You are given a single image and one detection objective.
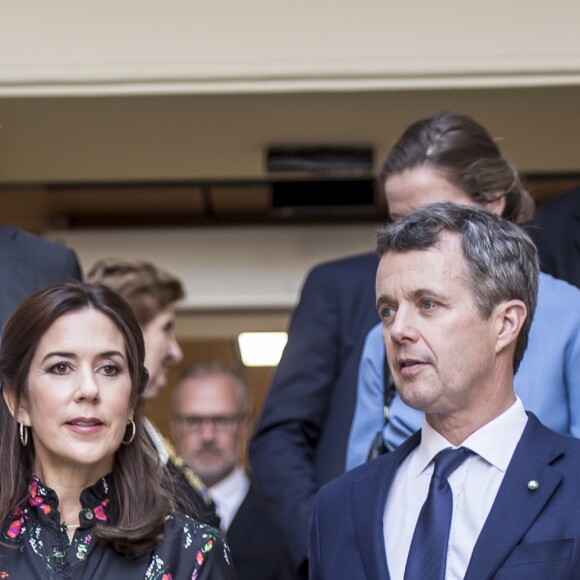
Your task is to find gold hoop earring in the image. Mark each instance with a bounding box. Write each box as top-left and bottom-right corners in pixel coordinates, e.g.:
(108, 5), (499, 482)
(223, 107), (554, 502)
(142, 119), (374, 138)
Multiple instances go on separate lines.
(19, 423), (29, 447)
(122, 420), (136, 445)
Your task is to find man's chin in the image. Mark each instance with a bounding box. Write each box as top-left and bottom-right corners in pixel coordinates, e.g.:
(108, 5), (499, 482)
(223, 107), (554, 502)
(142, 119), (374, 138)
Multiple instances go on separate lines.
(398, 386), (438, 412)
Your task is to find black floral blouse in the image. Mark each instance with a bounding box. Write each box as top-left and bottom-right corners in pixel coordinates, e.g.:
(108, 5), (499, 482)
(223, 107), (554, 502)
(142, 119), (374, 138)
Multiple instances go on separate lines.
(0, 474), (235, 579)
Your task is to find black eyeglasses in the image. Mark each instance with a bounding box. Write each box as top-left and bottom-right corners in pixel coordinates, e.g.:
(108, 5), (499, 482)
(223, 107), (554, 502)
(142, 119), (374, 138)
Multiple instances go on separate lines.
(173, 414), (244, 433)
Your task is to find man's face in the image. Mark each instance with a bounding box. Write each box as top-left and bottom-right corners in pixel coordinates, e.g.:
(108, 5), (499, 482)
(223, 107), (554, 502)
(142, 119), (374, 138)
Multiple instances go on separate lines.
(142, 306), (183, 400)
(376, 233), (499, 425)
(170, 374), (248, 487)
(385, 165), (476, 220)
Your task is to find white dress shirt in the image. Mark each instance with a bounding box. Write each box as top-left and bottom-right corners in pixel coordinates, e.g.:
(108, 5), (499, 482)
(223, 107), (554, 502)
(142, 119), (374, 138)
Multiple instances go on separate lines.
(383, 397), (528, 580)
(208, 466), (250, 531)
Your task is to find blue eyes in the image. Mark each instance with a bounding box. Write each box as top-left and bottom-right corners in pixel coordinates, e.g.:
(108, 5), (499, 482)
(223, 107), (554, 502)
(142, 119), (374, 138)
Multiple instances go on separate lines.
(380, 307), (393, 320)
(379, 300), (438, 321)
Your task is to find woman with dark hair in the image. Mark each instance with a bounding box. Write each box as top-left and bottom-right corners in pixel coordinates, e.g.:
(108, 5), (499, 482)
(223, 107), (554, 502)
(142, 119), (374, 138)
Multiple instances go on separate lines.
(346, 111), (580, 469)
(0, 281), (233, 578)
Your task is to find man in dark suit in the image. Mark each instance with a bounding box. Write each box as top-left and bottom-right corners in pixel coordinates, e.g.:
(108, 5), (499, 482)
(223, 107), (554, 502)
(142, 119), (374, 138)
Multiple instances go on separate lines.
(0, 223), (82, 329)
(311, 203), (580, 579)
(249, 252), (380, 574)
(171, 363), (296, 580)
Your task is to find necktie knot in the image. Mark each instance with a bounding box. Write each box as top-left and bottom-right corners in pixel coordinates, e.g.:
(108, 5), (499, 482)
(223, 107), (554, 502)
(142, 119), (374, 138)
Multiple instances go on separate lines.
(432, 447), (474, 480)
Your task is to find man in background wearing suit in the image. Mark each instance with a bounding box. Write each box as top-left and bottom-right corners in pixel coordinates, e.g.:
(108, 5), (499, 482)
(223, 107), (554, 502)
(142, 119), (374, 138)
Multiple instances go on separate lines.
(171, 363), (296, 580)
(0, 223), (82, 329)
(311, 203), (580, 579)
(249, 252), (379, 575)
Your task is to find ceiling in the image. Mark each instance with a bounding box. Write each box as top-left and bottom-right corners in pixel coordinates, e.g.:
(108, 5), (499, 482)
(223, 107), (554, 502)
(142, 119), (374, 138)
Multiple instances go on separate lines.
(2, 86), (580, 183)
(1, 84), (580, 232)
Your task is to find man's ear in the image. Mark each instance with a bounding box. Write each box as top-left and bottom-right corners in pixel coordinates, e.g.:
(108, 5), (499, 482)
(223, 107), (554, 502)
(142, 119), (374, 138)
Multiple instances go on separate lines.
(485, 192), (507, 216)
(494, 299), (527, 355)
(2, 385), (30, 425)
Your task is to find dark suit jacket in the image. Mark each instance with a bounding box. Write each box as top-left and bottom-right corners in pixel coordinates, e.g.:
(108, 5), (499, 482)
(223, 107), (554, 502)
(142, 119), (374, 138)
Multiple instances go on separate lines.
(0, 223), (82, 329)
(311, 413), (580, 579)
(249, 252), (380, 569)
(526, 187), (580, 289)
(227, 483), (297, 580)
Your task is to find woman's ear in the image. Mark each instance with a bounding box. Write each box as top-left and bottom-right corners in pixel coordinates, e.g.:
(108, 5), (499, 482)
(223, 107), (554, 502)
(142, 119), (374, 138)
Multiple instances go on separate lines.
(485, 192), (507, 216)
(2, 385), (30, 425)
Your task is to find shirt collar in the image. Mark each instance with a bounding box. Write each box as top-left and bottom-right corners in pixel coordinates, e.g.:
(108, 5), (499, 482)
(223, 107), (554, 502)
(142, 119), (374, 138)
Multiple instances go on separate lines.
(23, 472), (113, 528)
(208, 466), (249, 531)
(415, 396), (528, 475)
(208, 466), (249, 509)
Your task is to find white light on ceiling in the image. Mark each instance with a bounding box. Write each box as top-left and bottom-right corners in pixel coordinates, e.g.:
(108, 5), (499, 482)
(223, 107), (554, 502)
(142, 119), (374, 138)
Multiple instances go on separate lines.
(238, 332), (288, 367)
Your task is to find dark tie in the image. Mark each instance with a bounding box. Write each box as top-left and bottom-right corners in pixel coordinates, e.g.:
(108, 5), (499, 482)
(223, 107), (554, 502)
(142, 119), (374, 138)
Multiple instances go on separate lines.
(404, 447), (473, 580)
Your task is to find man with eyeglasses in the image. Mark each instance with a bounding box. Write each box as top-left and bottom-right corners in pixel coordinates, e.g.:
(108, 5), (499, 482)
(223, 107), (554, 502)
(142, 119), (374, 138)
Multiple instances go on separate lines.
(170, 362), (296, 580)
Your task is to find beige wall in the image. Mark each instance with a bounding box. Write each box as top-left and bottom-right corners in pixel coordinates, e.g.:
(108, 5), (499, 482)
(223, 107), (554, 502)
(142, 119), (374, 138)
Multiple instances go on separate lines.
(49, 223), (378, 311)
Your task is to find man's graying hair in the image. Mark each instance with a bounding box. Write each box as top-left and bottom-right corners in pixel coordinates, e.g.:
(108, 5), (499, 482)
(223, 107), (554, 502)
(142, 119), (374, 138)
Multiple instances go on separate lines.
(376, 203), (539, 373)
(174, 362), (252, 414)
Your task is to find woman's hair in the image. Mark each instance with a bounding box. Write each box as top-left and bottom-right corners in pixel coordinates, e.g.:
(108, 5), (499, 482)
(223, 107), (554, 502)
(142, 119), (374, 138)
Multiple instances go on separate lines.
(86, 258), (185, 327)
(0, 281), (175, 557)
(379, 111), (535, 224)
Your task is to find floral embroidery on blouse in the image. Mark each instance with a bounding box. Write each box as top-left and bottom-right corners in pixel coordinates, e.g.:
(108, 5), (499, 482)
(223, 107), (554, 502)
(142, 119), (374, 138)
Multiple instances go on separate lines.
(93, 497), (109, 521)
(5, 506), (24, 540)
(28, 478), (52, 515)
(1, 476), (232, 579)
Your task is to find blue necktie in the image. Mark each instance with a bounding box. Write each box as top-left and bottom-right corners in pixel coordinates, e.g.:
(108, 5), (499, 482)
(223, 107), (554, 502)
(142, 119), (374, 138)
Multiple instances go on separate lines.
(404, 447), (473, 580)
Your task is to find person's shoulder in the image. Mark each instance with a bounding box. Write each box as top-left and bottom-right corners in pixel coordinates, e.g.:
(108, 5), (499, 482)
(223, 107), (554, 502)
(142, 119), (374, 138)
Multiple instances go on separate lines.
(366, 321), (383, 342)
(157, 514), (234, 576)
(539, 271), (580, 299)
(525, 413), (580, 461)
(317, 450), (397, 505)
(537, 272), (580, 326)
(166, 512), (220, 533)
(0, 223), (73, 255)
(165, 513), (228, 553)
(539, 187), (580, 216)
(306, 252), (379, 279)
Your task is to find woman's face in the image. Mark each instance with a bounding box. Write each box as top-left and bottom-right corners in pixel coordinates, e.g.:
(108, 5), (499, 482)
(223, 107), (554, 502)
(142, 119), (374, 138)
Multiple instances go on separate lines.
(384, 165), (476, 221)
(22, 308), (134, 481)
(141, 306), (183, 400)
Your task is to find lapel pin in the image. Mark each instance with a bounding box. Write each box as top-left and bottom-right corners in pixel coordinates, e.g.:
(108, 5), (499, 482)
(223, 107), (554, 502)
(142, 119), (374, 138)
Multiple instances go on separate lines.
(527, 480), (539, 491)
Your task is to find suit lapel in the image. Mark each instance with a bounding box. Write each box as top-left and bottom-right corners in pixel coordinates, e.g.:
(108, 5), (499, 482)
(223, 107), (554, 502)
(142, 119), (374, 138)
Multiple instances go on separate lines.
(465, 414), (564, 579)
(352, 431), (421, 580)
